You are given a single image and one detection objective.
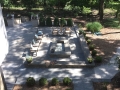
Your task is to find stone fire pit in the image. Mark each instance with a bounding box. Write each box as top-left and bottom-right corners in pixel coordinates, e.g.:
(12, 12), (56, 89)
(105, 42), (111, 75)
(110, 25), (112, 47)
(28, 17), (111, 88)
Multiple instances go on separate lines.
(49, 40), (71, 58)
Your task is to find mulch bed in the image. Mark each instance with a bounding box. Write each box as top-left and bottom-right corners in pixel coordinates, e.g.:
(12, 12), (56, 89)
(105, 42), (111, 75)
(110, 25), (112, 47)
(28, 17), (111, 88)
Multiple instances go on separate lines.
(13, 82), (74, 90)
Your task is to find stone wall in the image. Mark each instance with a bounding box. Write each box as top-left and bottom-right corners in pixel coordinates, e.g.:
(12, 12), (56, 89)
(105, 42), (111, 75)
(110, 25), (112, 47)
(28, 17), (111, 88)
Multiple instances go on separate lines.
(0, 4), (9, 90)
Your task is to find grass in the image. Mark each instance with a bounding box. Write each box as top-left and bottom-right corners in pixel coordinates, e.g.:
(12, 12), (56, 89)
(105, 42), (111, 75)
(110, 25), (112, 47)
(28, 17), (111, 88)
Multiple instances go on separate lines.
(3, 7), (44, 10)
(102, 18), (120, 29)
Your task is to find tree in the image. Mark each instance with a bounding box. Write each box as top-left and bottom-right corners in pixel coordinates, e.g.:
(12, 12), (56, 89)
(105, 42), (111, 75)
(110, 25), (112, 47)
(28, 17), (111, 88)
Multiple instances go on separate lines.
(99, 0), (105, 20)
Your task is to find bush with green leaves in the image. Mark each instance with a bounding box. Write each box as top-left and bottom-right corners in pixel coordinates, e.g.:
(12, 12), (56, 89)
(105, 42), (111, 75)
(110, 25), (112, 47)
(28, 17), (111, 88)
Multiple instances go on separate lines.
(95, 56), (102, 63)
(92, 50), (97, 56)
(63, 77), (72, 86)
(39, 17), (46, 26)
(60, 18), (66, 27)
(51, 78), (59, 86)
(39, 77), (48, 86)
(85, 36), (89, 40)
(26, 56), (32, 64)
(46, 17), (52, 26)
(89, 44), (95, 51)
(87, 57), (94, 63)
(26, 77), (35, 87)
(54, 17), (59, 26)
(67, 18), (73, 27)
(79, 29), (84, 35)
(86, 22), (103, 33)
(87, 39), (92, 45)
(82, 6), (91, 15)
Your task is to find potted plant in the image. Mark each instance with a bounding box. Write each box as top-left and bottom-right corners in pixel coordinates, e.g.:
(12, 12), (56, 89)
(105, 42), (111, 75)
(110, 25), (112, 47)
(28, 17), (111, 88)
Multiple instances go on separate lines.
(87, 57), (94, 63)
(26, 56), (33, 64)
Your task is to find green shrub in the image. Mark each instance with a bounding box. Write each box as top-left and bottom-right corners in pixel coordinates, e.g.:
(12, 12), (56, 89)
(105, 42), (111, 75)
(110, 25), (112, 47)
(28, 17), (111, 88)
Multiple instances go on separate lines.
(51, 78), (59, 86)
(86, 22), (92, 31)
(54, 17), (59, 26)
(39, 17), (46, 26)
(86, 22), (103, 33)
(85, 36), (89, 40)
(92, 50), (97, 56)
(26, 77), (35, 87)
(95, 56), (102, 63)
(39, 77), (48, 86)
(89, 44), (95, 51)
(46, 17), (52, 26)
(63, 77), (72, 86)
(87, 57), (93, 63)
(67, 18), (73, 26)
(26, 56), (32, 64)
(79, 29), (84, 35)
(87, 39), (92, 45)
(60, 18), (66, 27)
(83, 32), (86, 37)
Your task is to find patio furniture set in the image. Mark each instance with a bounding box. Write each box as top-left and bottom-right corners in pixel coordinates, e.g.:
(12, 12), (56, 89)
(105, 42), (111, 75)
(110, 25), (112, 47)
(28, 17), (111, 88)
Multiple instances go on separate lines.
(30, 29), (43, 56)
(52, 27), (72, 36)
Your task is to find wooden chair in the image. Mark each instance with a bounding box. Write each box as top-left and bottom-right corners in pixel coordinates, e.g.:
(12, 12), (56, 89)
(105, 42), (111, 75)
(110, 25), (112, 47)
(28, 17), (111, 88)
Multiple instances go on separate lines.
(52, 29), (58, 35)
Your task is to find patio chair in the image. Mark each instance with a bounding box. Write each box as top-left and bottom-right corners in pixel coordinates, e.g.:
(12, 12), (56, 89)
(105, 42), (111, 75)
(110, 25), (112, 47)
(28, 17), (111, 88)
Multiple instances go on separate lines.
(34, 34), (42, 40)
(30, 44), (38, 56)
(36, 29), (43, 36)
(64, 27), (71, 36)
(52, 29), (58, 35)
(31, 39), (40, 47)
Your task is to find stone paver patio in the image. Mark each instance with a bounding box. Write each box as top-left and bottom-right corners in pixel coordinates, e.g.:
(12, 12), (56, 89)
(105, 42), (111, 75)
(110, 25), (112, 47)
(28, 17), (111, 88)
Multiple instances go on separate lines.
(1, 22), (119, 90)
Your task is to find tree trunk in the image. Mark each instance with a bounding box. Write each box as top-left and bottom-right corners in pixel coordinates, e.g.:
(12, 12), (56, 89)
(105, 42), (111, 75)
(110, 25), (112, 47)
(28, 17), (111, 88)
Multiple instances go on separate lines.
(99, 0), (104, 21)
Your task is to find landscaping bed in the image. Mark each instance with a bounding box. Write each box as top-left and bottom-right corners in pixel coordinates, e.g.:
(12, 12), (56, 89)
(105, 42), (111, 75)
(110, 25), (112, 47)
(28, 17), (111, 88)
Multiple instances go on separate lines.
(13, 82), (74, 90)
(13, 77), (74, 90)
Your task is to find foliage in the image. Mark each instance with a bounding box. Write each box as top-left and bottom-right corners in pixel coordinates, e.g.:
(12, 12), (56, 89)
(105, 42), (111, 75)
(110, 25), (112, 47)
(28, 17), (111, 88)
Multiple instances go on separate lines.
(87, 57), (94, 63)
(82, 6), (91, 15)
(60, 18), (66, 27)
(46, 17), (52, 26)
(85, 36), (89, 40)
(91, 50), (97, 56)
(87, 39), (92, 45)
(63, 77), (72, 86)
(86, 22), (103, 33)
(95, 56), (102, 63)
(0, 0), (12, 9)
(39, 17), (46, 26)
(86, 22), (92, 31)
(67, 18), (73, 26)
(79, 29), (84, 35)
(26, 77), (35, 87)
(51, 78), (59, 86)
(102, 18), (120, 28)
(26, 56), (32, 63)
(44, 6), (54, 15)
(54, 17), (59, 26)
(39, 77), (48, 86)
(89, 44), (95, 51)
